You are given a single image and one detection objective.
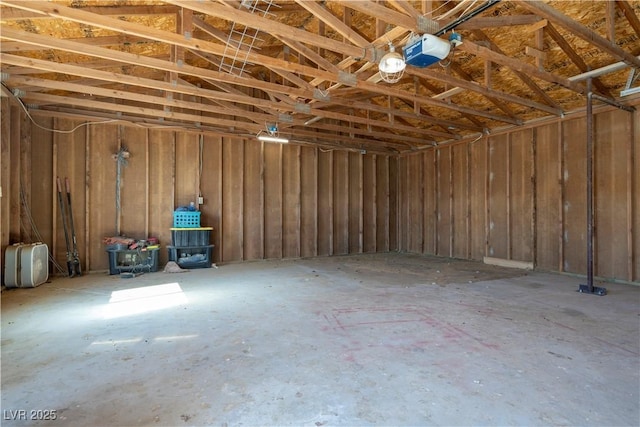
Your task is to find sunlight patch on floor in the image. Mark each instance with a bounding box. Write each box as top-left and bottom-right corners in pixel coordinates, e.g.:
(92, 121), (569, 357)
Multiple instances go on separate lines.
(99, 282), (188, 319)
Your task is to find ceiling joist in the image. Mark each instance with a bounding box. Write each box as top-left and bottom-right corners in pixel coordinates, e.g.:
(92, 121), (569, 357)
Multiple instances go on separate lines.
(1, 0), (638, 152)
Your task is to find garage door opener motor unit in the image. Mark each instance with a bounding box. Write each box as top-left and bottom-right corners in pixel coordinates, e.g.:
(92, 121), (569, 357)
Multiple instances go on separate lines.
(403, 34), (455, 68)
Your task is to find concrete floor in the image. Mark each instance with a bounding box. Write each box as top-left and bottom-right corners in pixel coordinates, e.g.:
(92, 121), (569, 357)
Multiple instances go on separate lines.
(1, 253), (639, 427)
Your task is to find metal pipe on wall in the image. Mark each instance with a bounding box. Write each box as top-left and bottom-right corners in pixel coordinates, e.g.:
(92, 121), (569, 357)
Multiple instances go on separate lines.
(579, 78), (606, 295)
(586, 78), (595, 292)
(578, 77), (636, 295)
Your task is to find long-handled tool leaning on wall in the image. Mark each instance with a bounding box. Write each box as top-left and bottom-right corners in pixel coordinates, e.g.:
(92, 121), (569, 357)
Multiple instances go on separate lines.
(56, 176), (82, 277)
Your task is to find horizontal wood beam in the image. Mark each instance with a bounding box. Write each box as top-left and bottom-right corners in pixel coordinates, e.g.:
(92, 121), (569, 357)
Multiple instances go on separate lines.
(0, 4), (180, 19)
(1, 26), (513, 132)
(0, 1), (347, 89)
(516, 0), (640, 68)
(295, 0), (371, 47)
(455, 15), (543, 30)
(457, 40), (585, 94)
(1, 53), (454, 141)
(164, 0), (376, 61)
(29, 106), (399, 154)
(330, 0), (417, 32)
(5, 74), (269, 125)
(616, 0), (640, 39)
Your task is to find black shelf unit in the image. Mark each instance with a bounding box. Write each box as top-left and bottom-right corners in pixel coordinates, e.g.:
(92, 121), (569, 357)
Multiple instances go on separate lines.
(168, 227), (214, 269)
(167, 245), (214, 269)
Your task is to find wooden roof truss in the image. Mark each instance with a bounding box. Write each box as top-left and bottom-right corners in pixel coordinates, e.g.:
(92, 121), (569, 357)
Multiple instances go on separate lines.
(1, 0), (639, 153)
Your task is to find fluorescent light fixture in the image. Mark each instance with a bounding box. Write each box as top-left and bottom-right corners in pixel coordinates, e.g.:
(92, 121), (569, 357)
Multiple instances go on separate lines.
(258, 135), (289, 143)
(621, 87), (640, 97)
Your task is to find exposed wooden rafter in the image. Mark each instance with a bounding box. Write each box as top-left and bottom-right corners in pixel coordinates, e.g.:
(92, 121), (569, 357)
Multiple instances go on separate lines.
(0, 0), (637, 152)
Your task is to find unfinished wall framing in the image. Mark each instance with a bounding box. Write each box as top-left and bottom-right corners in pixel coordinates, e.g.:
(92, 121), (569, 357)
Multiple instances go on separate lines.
(1, 94), (638, 284)
(399, 99), (640, 284)
(0, 99), (399, 273)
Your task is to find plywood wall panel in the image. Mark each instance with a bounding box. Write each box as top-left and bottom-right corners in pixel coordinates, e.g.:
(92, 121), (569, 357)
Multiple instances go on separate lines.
(469, 138), (487, 260)
(174, 133), (199, 209)
(398, 156), (408, 252)
(452, 144), (469, 259)
(243, 139), (264, 260)
(9, 106), (21, 244)
(562, 118), (587, 274)
(10, 102), (638, 280)
(437, 148), (452, 256)
(422, 149), (437, 255)
(391, 104), (637, 282)
(6, 114), (404, 273)
(200, 134), (222, 262)
(362, 154), (376, 253)
(85, 123), (116, 271)
(0, 99), (11, 253)
(120, 126), (148, 239)
(300, 146), (318, 258)
(348, 152), (363, 254)
(406, 153), (424, 253)
(510, 129), (533, 262)
(19, 109), (32, 243)
(66, 125), (87, 273)
(317, 149), (333, 256)
(634, 109), (639, 282)
(29, 116), (54, 254)
(264, 142), (283, 259)
(487, 134), (509, 259)
(282, 144), (301, 258)
(221, 137), (244, 262)
(333, 150), (349, 255)
(375, 155), (390, 252)
(594, 111), (631, 280)
(389, 157), (399, 251)
(147, 129), (175, 265)
(53, 119), (87, 270)
(535, 123), (562, 271)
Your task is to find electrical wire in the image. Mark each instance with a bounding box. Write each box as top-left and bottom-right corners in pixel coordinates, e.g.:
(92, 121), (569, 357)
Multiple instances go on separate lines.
(438, 41), (458, 68)
(1, 82), (191, 134)
(469, 132), (485, 144)
(428, 0), (455, 19)
(2, 82), (122, 133)
(459, 0), (480, 19)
